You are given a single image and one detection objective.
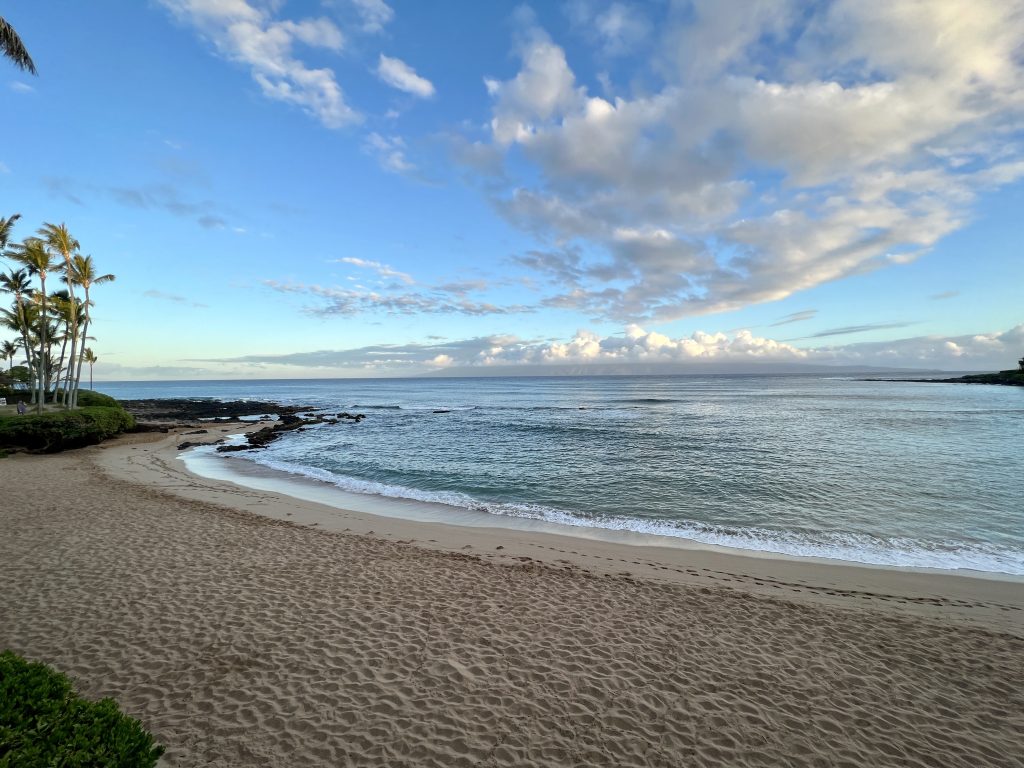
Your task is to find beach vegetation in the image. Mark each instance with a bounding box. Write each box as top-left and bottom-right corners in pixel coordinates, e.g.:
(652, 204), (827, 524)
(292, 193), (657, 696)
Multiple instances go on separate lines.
(0, 650), (163, 767)
(945, 369), (1024, 386)
(1, 339), (17, 370)
(1, 217), (116, 412)
(83, 347), (98, 389)
(62, 254), (115, 404)
(73, 389), (120, 408)
(5, 236), (57, 412)
(0, 404), (135, 453)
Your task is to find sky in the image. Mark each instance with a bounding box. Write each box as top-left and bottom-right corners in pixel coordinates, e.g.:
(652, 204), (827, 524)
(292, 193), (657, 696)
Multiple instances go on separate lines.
(1, 0), (1022, 380)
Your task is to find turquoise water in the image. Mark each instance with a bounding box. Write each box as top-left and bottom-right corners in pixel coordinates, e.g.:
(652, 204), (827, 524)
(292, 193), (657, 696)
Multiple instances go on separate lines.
(102, 375), (1024, 574)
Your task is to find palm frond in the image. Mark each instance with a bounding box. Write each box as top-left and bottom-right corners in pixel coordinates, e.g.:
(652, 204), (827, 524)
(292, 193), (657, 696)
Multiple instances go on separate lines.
(0, 17), (36, 75)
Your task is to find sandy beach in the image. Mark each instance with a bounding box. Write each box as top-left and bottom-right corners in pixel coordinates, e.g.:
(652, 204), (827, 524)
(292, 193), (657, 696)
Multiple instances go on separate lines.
(2, 425), (1022, 767)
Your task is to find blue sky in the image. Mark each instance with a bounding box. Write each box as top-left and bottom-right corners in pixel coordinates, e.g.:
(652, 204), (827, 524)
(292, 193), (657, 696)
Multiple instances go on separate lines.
(1, 0), (1022, 379)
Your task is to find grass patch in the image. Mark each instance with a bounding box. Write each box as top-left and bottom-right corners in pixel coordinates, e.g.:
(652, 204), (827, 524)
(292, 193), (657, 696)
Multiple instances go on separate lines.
(0, 650), (164, 767)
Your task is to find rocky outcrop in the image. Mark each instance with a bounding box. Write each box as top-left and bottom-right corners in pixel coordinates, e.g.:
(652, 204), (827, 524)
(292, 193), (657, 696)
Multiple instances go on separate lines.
(121, 399), (313, 422)
(865, 370), (1024, 387)
(215, 411), (367, 453)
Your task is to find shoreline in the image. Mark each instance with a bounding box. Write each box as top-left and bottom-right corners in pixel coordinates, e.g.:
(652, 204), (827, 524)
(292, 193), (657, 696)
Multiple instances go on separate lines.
(191, 433), (1023, 581)
(3, 423), (1023, 766)
(186, 428), (1022, 581)
(100, 424), (1024, 634)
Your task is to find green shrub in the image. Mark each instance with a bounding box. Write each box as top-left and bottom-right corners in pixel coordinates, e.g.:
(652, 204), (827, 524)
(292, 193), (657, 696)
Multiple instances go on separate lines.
(72, 390), (120, 408)
(0, 650), (164, 767)
(0, 406), (136, 453)
(0, 388), (33, 403)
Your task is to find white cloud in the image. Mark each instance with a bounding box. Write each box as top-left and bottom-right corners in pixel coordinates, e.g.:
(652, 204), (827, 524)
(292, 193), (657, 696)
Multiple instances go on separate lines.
(362, 132), (415, 174)
(350, 0), (394, 33)
(487, 29), (582, 145)
(336, 256), (414, 285)
(468, 1), (1024, 323)
(158, 0), (359, 128)
(376, 54), (435, 98)
(0, 161), (9, 174)
(9, 81), (33, 93)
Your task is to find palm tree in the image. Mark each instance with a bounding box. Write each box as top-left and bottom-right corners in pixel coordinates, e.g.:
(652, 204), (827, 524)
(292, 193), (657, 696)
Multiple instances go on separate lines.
(39, 223), (81, 409)
(1, 338), (17, 370)
(0, 214), (21, 252)
(0, 16), (36, 74)
(9, 238), (59, 412)
(65, 254), (114, 406)
(0, 268), (37, 398)
(47, 290), (73, 400)
(83, 348), (97, 390)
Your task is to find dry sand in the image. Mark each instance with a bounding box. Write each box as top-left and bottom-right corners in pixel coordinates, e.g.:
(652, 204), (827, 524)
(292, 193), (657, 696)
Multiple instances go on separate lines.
(1, 426), (1022, 767)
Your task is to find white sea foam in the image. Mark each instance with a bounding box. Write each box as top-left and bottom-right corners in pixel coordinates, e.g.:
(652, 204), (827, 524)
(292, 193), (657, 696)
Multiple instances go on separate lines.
(225, 450), (1024, 575)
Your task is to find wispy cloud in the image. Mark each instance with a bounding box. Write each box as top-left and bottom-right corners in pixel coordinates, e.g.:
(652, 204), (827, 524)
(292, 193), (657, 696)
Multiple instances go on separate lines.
(198, 214), (227, 230)
(109, 182), (232, 230)
(157, 0), (359, 128)
(42, 177), (85, 206)
(564, 1), (651, 57)
(262, 279), (532, 317)
(770, 309), (817, 327)
(798, 322), (917, 339)
(376, 54), (435, 98)
(143, 289), (209, 309)
(363, 133), (415, 174)
(47, 174), (236, 230)
(349, 0), (394, 33)
(336, 256), (414, 285)
(8, 81), (33, 93)
(929, 290), (959, 300)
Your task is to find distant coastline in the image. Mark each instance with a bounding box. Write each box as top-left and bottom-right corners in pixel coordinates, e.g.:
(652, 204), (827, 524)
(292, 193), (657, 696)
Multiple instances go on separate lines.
(863, 370), (1024, 387)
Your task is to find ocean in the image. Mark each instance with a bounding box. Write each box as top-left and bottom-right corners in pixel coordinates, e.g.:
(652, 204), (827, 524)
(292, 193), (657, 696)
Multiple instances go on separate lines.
(99, 375), (1024, 575)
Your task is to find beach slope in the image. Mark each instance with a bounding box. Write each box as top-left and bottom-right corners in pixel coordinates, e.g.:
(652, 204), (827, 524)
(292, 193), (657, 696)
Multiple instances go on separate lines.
(1, 431), (1022, 767)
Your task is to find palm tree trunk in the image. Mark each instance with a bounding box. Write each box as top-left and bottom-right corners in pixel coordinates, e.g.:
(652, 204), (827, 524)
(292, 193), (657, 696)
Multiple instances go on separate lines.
(36, 278), (46, 413)
(53, 325), (70, 402)
(62, 260), (80, 409)
(63, 301), (78, 409)
(73, 302), (90, 407)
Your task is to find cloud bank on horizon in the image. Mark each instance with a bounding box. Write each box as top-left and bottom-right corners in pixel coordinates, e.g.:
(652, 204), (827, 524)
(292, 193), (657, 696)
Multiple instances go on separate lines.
(161, 323), (1022, 379)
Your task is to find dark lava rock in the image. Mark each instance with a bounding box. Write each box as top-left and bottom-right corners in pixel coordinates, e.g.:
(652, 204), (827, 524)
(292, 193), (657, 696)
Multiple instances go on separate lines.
(177, 439), (224, 450)
(216, 410), (362, 453)
(120, 398), (314, 422)
(132, 423), (171, 434)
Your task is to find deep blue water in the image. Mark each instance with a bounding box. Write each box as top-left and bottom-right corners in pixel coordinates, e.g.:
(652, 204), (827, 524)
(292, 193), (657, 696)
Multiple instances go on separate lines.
(99, 375), (1024, 574)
